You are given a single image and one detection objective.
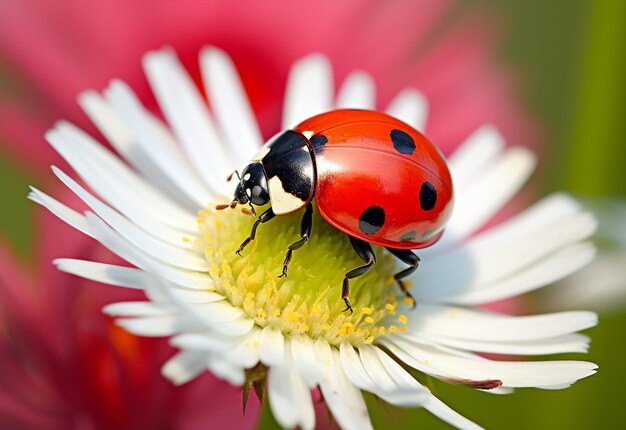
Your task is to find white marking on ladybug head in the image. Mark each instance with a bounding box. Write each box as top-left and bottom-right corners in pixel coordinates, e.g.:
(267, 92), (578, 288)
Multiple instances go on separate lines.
(268, 176), (306, 215)
(243, 173), (251, 180)
(302, 130), (314, 139)
(246, 188), (252, 197)
(252, 143), (272, 161)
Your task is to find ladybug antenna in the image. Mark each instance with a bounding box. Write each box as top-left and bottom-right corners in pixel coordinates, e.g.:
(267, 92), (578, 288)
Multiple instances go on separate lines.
(215, 200), (238, 211)
(226, 170), (241, 182)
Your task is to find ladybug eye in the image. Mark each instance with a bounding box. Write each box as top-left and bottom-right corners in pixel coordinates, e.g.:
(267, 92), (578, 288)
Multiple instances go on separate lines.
(419, 182), (437, 211)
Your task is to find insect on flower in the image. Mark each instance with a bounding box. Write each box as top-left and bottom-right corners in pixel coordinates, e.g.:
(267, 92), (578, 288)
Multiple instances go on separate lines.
(217, 109), (454, 313)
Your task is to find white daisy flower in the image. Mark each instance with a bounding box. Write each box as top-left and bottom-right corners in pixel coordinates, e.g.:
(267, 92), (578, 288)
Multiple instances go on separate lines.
(30, 47), (598, 430)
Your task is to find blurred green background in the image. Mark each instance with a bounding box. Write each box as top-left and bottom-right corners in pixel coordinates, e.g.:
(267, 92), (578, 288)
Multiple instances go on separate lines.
(1, 0), (624, 429)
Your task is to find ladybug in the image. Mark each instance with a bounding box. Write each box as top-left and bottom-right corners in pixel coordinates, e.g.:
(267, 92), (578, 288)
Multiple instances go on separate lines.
(217, 109), (454, 313)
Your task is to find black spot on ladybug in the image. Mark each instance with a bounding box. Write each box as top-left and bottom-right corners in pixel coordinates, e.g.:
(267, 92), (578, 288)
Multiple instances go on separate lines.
(419, 182), (437, 211)
(310, 134), (328, 147)
(399, 230), (417, 242)
(359, 206), (385, 235)
(390, 129), (415, 155)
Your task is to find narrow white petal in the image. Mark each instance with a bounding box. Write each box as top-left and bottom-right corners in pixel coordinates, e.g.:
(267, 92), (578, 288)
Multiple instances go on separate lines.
(451, 243), (596, 304)
(423, 395), (483, 430)
(171, 330), (260, 370)
(421, 333), (591, 355)
(207, 356), (246, 386)
(143, 49), (236, 191)
(225, 327), (262, 369)
(443, 146), (536, 242)
(200, 47), (263, 164)
(171, 332), (238, 352)
(317, 342), (373, 430)
(162, 350), (209, 385)
(403, 305), (597, 342)
(359, 345), (428, 407)
(373, 347), (429, 402)
(282, 54), (333, 129)
(84, 211), (214, 291)
(290, 335), (324, 388)
(259, 326), (286, 366)
(385, 89), (429, 132)
(103, 301), (176, 317)
(28, 187), (92, 238)
(268, 364), (315, 430)
(447, 125), (504, 187)
(54, 259), (147, 290)
(52, 167), (207, 271)
(46, 123), (198, 240)
(106, 80), (215, 205)
(117, 314), (201, 337)
(412, 194), (596, 303)
(335, 71), (376, 109)
(339, 342), (376, 391)
(387, 337), (597, 388)
(357, 345), (397, 392)
(78, 90), (197, 205)
(78, 90), (135, 160)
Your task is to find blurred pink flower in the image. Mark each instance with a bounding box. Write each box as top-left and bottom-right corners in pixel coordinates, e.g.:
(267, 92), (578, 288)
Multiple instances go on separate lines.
(0, 0), (537, 177)
(0, 190), (260, 429)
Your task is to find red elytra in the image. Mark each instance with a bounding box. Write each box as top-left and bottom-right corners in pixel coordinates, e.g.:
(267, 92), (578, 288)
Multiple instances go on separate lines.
(294, 109), (454, 250)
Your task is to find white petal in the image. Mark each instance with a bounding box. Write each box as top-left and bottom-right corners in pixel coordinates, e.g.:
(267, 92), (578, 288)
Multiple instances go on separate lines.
(282, 54), (333, 129)
(359, 345), (428, 407)
(46, 122), (198, 240)
(84, 211), (214, 291)
(335, 71), (376, 109)
(54, 259), (147, 290)
(52, 167), (207, 271)
(386, 337), (597, 388)
(317, 341), (373, 430)
(339, 342), (376, 391)
(447, 125), (504, 187)
(225, 327), (262, 369)
(423, 394), (483, 430)
(106, 79), (215, 205)
(259, 326), (286, 366)
(290, 335), (324, 388)
(103, 301), (177, 317)
(143, 49), (236, 194)
(421, 333), (591, 355)
(171, 330), (261, 371)
(412, 194), (597, 303)
(450, 243), (596, 305)
(78, 90), (197, 206)
(117, 314), (202, 337)
(439, 146), (536, 245)
(207, 356), (246, 386)
(403, 305), (597, 342)
(28, 187), (92, 238)
(162, 350), (209, 385)
(200, 47), (263, 164)
(385, 89), (429, 132)
(268, 364), (315, 430)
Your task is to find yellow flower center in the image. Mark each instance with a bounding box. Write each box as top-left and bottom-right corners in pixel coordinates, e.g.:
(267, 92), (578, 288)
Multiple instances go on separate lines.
(197, 204), (409, 346)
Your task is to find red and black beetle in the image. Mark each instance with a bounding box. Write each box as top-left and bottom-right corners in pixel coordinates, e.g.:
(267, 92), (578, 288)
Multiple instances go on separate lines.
(218, 109), (454, 312)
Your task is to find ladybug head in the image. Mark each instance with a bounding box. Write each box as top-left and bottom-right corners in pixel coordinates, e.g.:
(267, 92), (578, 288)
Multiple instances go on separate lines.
(234, 162), (270, 207)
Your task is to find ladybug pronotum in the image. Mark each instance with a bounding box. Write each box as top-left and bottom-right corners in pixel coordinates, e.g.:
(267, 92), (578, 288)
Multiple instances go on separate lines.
(217, 109), (454, 313)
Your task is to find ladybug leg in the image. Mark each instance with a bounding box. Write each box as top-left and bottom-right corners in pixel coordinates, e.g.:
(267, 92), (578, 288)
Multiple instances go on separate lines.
(342, 237), (377, 315)
(236, 207), (276, 256)
(279, 203), (312, 278)
(385, 248), (420, 308)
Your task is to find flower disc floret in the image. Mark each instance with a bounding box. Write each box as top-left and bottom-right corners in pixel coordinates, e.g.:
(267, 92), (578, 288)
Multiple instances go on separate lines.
(199, 204), (408, 346)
